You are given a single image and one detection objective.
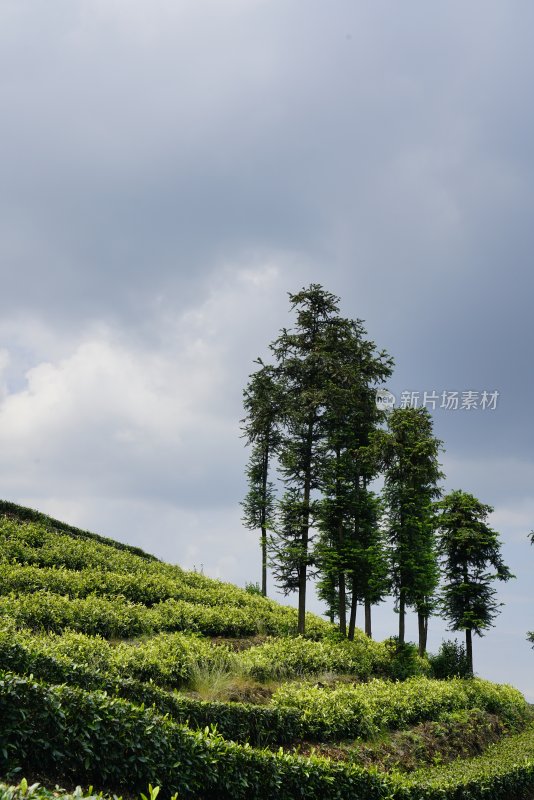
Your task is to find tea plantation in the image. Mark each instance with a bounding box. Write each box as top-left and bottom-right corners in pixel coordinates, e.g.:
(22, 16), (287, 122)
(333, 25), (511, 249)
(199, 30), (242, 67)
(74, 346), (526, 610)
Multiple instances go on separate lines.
(1, 502), (534, 799)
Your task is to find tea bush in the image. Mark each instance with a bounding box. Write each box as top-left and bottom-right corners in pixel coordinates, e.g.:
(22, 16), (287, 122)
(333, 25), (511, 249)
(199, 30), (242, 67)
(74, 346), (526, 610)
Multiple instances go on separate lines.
(271, 676), (530, 741)
(1, 672), (534, 800)
(238, 634), (389, 681)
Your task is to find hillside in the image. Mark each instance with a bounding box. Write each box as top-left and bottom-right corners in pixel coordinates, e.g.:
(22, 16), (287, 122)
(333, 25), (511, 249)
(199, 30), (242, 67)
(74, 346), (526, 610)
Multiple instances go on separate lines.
(1, 503), (534, 800)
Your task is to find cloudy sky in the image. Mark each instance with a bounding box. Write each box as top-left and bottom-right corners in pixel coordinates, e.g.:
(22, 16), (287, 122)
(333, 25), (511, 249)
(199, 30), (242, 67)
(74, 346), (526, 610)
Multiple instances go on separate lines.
(1, 1), (533, 696)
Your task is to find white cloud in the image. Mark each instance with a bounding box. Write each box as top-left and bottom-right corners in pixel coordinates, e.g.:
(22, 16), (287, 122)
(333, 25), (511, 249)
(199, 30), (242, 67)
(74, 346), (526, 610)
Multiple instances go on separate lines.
(0, 264), (288, 501)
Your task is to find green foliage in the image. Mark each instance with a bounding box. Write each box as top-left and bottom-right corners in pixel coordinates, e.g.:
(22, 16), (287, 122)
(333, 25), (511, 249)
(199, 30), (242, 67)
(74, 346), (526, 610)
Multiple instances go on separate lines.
(238, 634), (389, 682)
(244, 582), (262, 596)
(435, 490), (514, 673)
(4, 671), (534, 800)
(373, 407), (443, 647)
(435, 491), (513, 635)
(400, 723), (534, 798)
(0, 627), (236, 690)
(429, 640), (471, 679)
(0, 671), (387, 799)
(0, 517), (334, 639)
(2, 507), (533, 800)
(0, 591), (150, 638)
(113, 633), (237, 687)
(383, 638), (431, 681)
(0, 781), (121, 800)
(271, 676), (529, 742)
(342, 707), (523, 774)
(241, 361), (281, 596)
(0, 501), (156, 561)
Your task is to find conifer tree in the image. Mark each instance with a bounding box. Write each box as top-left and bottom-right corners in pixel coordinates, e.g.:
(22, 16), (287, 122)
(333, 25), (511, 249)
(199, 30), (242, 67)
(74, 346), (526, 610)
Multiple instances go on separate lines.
(269, 285), (343, 634)
(435, 490), (514, 673)
(241, 362), (281, 596)
(313, 319), (392, 638)
(374, 407), (443, 650)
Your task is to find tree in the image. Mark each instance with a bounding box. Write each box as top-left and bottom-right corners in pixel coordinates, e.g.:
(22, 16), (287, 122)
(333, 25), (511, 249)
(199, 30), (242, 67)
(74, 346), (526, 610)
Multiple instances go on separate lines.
(241, 362), (281, 596)
(269, 285), (344, 634)
(313, 319), (392, 638)
(435, 490), (514, 673)
(269, 488), (308, 599)
(374, 407), (443, 651)
(346, 486), (390, 640)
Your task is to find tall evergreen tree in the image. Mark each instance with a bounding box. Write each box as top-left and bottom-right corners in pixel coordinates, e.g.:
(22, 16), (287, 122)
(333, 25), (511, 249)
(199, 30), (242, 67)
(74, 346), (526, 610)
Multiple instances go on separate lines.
(269, 285), (343, 634)
(314, 319), (392, 638)
(435, 490), (514, 673)
(373, 407), (443, 650)
(241, 362), (281, 596)
(346, 485), (390, 640)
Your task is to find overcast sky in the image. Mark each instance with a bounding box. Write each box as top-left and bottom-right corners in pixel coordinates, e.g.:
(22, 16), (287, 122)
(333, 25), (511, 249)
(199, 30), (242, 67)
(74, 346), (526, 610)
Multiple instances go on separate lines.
(1, 0), (533, 697)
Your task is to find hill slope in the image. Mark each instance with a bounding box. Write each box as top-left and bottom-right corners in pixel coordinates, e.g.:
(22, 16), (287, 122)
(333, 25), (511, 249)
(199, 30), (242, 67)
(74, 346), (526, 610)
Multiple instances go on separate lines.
(1, 503), (534, 800)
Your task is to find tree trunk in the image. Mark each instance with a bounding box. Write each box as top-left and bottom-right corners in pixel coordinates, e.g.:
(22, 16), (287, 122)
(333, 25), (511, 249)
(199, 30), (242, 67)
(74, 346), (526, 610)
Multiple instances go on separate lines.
(297, 420), (314, 635)
(466, 628), (473, 675)
(297, 529), (308, 635)
(261, 526), (267, 597)
(260, 448), (269, 597)
(418, 612), (427, 656)
(348, 591), (357, 641)
(338, 570), (347, 636)
(336, 447), (346, 636)
(398, 591), (406, 645)
(364, 598), (372, 638)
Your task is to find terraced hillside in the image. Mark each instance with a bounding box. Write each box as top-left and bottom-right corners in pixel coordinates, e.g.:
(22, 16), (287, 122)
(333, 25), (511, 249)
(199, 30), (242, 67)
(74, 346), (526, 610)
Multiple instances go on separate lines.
(1, 503), (534, 800)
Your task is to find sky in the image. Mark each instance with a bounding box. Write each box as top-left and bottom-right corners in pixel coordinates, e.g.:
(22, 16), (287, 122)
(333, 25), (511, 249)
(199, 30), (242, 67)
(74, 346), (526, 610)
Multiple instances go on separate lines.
(1, 1), (533, 696)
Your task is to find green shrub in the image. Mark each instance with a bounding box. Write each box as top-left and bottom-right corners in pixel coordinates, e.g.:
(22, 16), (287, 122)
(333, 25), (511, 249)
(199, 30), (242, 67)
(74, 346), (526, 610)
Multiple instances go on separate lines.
(238, 634), (388, 681)
(0, 631), (302, 745)
(382, 638), (430, 681)
(0, 672), (386, 799)
(271, 676), (530, 741)
(0, 781), (117, 800)
(0, 501), (156, 560)
(111, 632), (237, 687)
(429, 639), (471, 679)
(2, 672), (534, 800)
(0, 592), (150, 638)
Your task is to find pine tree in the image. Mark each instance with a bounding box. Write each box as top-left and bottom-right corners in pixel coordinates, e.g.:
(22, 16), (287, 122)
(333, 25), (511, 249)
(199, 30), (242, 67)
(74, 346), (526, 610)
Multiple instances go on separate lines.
(314, 319), (392, 638)
(374, 407), (443, 649)
(241, 361), (281, 596)
(269, 488), (307, 598)
(346, 485), (390, 640)
(269, 285), (342, 634)
(435, 490), (514, 673)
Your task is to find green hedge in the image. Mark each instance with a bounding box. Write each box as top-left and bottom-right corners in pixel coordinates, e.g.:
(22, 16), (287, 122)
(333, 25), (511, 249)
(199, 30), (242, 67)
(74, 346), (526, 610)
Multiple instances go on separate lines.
(2, 673), (534, 800)
(0, 502), (156, 561)
(1, 630), (529, 747)
(0, 589), (331, 639)
(238, 635), (390, 681)
(0, 782), (118, 800)
(271, 676), (530, 740)
(0, 632), (301, 745)
(398, 726), (534, 799)
(0, 672), (388, 800)
(0, 518), (332, 640)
